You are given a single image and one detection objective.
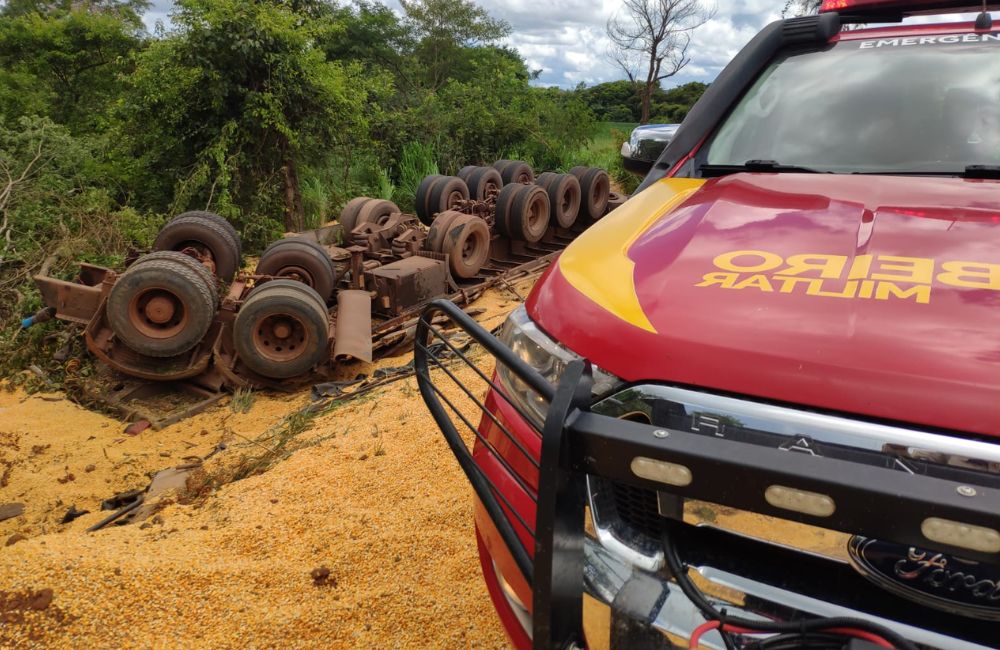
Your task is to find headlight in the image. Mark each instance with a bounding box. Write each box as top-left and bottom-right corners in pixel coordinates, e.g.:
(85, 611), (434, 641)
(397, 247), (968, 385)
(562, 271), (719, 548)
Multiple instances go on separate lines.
(496, 306), (621, 428)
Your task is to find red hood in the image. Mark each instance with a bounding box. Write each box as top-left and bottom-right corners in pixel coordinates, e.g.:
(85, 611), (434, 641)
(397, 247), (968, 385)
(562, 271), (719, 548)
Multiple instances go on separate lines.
(528, 173), (1000, 438)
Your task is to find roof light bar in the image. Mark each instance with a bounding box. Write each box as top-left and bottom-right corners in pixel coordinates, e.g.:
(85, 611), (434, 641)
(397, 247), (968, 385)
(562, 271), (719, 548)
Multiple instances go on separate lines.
(821, 0), (999, 14)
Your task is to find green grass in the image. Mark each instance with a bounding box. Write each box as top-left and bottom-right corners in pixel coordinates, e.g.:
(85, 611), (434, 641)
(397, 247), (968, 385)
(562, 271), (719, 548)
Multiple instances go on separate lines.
(572, 121), (640, 194)
(589, 122), (638, 151)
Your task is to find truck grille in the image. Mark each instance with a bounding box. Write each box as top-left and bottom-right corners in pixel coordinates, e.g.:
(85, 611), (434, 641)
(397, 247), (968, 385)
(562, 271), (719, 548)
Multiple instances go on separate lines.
(610, 483), (663, 539)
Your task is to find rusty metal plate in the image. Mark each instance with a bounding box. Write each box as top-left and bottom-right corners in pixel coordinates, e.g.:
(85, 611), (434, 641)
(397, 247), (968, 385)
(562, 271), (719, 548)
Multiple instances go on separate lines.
(333, 290), (373, 363)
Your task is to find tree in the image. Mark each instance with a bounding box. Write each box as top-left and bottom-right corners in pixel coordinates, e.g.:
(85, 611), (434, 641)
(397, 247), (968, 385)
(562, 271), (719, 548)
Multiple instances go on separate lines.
(606, 0), (714, 124)
(400, 0), (510, 90)
(119, 0), (373, 237)
(0, 7), (144, 131)
(0, 0), (150, 27)
(782, 0), (822, 17)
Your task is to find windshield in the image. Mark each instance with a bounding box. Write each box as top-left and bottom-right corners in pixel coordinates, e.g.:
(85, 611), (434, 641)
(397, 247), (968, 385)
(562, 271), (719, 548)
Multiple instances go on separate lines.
(703, 32), (1000, 174)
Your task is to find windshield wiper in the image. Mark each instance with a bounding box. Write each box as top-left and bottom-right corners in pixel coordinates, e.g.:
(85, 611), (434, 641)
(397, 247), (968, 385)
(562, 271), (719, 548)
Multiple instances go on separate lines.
(699, 160), (827, 178)
(963, 165), (1000, 180)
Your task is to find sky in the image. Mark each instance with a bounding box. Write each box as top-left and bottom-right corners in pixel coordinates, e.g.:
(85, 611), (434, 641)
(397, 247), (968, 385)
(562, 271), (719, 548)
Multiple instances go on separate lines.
(141, 2), (995, 90)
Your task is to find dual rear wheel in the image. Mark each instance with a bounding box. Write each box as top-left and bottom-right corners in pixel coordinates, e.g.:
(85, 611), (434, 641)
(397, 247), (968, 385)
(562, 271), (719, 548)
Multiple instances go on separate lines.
(254, 237), (337, 302)
(495, 183), (551, 242)
(425, 211), (491, 279)
(233, 280), (330, 380)
(107, 251), (219, 358)
(569, 166), (611, 221)
(415, 175), (471, 226)
(153, 211), (242, 281)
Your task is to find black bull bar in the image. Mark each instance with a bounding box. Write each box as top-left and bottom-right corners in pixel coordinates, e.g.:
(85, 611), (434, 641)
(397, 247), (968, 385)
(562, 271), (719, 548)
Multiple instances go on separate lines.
(413, 299), (1000, 649)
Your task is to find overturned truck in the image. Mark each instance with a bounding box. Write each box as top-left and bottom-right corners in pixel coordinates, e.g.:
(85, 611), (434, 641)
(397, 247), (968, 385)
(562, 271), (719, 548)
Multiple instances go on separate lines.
(33, 162), (623, 404)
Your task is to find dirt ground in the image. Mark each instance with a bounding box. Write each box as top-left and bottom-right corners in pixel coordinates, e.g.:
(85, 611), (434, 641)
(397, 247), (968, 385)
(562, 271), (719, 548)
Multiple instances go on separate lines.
(0, 279), (534, 649)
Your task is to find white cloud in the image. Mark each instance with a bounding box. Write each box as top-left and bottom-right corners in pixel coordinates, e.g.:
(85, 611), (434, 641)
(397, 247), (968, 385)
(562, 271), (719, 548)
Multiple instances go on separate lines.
(478, 0), (781, 88)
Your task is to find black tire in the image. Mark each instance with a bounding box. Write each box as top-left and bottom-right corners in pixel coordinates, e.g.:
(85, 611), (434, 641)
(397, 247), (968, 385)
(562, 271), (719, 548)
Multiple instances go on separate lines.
(355, 199), (400, 228)
(107, 251), (217, 358)
(415, 175), (446, 226)
(492, 159), (516, 172)
(443, 214), (491, 279)
(494, 184), (523, 239)
(254, 237), (337, 301)
(499, 161), (533, 185)
(580, 168), (611, 221)
(607, 192), (627, 214)
(154, 215), (241, 281)
(457, 166), (478, 182)
(171, 211), (242, 260)
(134, 250), (219, 307)
(466, 167), (503, 201)
(568, 166), (589, 180)
(339, 197), (371, 234)
(425, 210), (465, 254)
(508, 184), (550, 242)
(428, 176), (469, 219)
(547, 174), (582, 229)
(234, 279), (329, 380)
(535, 172), (557, 190)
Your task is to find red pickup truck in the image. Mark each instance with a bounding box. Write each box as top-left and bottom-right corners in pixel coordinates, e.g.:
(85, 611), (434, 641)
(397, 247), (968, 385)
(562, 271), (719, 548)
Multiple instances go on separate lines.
(418, 2), (1000, 649)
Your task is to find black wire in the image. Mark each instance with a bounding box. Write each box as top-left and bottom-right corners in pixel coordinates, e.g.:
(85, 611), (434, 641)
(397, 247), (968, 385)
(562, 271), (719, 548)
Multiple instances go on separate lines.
(753, 632), (849, 650)
(662, 530), (920, 650)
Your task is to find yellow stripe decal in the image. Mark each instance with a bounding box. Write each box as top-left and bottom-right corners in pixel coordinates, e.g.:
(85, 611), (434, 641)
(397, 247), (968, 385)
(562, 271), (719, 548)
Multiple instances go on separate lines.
(557, 178), (706, 333)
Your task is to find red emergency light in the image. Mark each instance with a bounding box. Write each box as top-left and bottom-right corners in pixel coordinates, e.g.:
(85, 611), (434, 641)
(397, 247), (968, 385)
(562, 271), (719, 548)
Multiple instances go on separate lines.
(821, 0), (999, 14)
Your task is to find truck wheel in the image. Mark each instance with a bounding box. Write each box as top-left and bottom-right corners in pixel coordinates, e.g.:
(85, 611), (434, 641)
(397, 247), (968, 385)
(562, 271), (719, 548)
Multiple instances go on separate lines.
(492, 159), (516, 172)
(467, 167), (503, 201)
(494, 183), (523, 239)
(580, 168), (611, 221)
(415, 175), (446, 225)
(356, 199), (400, 227)
(457, 166), (478, 182)
(607, 192), (627, 213)
(234, 279), (329, 380)
(500, 161), (534, 185)
(535, 172), (557, 190)
(254, 237), (337, 301)
(509, 184), (551, 242)
(428, 176), (469, 220)
(444, 214), (491, 279)
(547, 174), (582, 229)
(568, 166), (588, 180)
(425, 210), (465, 254)
(170, 211), (242, 260)
(339, 197), (371, 234)
(154, 214), (241, 281)
(107, 251), (217, 358)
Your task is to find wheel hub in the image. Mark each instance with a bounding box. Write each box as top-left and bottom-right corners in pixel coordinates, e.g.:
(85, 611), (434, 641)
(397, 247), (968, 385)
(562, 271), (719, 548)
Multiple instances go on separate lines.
(277, 266), (314, 287)
(253, 313), (309, 363)
(144, 296), (175, 324)
(128, 289), (188, 340)
(272, 320), (293, 339)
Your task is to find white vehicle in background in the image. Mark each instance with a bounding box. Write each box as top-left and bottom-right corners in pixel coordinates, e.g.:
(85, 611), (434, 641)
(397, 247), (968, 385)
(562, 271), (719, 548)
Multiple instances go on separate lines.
(620, 123), (680, 175)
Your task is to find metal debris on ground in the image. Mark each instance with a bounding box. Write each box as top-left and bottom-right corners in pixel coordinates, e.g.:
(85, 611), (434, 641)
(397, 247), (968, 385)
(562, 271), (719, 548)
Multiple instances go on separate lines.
(59, 506), (89, 525)
(310, 331), (474, 402)
(0, 503), (24, 523)
(87, 442), (229, 532)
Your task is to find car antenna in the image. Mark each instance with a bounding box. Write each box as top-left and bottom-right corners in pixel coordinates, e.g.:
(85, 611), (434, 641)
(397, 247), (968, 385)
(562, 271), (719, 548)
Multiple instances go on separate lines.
(975, 0), (992, 30)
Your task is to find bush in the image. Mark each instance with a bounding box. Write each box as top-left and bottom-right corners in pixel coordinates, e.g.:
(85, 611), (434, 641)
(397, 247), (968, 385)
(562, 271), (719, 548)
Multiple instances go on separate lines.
(0, 116), (159, 375)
